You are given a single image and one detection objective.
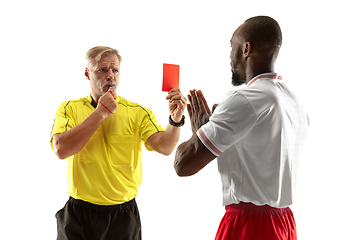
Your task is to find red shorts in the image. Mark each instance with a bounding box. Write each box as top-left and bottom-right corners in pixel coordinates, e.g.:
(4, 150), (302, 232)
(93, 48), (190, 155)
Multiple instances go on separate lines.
(215, 202), (297, 240)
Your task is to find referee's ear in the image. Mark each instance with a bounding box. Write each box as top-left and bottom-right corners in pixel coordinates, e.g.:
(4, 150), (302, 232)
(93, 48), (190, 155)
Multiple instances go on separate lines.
(85, 67), (90, 80)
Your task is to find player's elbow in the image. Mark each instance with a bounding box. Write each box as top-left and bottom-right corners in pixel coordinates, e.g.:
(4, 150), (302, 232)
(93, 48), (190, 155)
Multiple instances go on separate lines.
(174, 163), (197, 177)
(175, 167), (190, 177)
(174, 155), (197, 177)
(174, 142), (197, 176)
(174, 162), (186, 176)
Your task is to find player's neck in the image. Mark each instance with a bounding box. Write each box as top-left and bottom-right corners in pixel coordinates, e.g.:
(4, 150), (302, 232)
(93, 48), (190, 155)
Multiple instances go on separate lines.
(246, 65), (275, 84)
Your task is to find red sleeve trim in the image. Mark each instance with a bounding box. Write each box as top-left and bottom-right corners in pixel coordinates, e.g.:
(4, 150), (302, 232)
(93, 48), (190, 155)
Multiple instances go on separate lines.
(198, 128), (222, 156)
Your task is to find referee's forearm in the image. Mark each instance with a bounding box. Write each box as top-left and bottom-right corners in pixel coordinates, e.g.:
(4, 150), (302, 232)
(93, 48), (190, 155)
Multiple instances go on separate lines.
(52, 110), (105, 159)
(156, 123), (181, 156)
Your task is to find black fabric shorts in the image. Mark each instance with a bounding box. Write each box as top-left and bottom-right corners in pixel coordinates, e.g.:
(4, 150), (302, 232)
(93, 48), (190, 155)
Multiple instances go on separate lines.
(55, 197), (141, 240)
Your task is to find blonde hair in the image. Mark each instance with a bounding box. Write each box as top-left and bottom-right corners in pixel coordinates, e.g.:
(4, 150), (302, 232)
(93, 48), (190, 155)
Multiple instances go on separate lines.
(85, 46), (122, 68)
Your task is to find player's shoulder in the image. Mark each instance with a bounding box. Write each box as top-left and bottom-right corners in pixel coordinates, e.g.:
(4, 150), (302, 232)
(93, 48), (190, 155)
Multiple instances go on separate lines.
(236, 81), (278, 100)
(222, 87), (252, 102)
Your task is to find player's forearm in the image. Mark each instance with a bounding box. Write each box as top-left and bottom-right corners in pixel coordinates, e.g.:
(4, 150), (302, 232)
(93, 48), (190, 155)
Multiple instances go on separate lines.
(174, 133), (216, 177)
(174, 134), (198, 176)
(52, 110), (105, 159)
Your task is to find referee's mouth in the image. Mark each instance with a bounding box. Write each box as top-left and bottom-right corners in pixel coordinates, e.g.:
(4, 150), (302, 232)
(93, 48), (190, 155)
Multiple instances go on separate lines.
(103, 84), (116, 92)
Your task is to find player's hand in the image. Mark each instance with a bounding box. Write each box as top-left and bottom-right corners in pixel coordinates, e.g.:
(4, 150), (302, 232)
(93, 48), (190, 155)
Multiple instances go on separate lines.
(187, 90), (213, 134)
(166, 88), (187, 123)
(212, 103), (219, 114)
(97, 89), (118, 118)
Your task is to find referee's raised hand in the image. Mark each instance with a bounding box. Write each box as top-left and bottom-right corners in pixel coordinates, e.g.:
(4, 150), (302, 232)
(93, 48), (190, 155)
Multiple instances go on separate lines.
(97, 89), (118, 118)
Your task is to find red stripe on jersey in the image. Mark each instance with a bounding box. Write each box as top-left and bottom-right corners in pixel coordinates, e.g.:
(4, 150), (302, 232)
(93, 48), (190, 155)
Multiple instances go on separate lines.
(198, 128), (222, 156)
(247, 74), (282, 87)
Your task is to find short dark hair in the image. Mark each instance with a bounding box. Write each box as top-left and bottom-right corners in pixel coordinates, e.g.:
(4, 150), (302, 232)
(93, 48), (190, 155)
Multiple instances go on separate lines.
(241, 16), (282, 51)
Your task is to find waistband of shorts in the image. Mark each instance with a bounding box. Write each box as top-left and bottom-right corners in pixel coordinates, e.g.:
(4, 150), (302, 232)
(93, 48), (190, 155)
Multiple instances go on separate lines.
(69, 197), (136, 211)
(226, 201), (290, 212)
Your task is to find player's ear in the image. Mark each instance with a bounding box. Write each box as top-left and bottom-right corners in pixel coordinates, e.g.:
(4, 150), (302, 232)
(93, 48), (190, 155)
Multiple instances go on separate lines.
(85, 67), (90, 80)
(243, 42), (251, 58)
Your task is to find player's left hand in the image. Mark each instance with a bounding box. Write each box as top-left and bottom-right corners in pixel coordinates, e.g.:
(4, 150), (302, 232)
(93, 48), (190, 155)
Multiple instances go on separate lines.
(166, 88), (187, 123)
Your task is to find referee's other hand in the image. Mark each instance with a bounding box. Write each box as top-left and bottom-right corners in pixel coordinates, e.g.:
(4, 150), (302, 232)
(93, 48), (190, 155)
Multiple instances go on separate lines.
(97, 90), (118, 118)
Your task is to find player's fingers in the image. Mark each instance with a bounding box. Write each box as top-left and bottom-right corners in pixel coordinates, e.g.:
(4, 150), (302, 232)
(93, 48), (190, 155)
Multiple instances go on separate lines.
(199, 90), (211, 115)
(189, 90), (199, 112)
(196, 90), (211, 115)
(212, 103), (219, 114)
(187, 103), (193, 119)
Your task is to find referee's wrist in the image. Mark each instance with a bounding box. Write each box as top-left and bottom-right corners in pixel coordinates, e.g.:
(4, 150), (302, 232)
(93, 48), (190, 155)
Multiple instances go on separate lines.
(169, 115), (185, 127)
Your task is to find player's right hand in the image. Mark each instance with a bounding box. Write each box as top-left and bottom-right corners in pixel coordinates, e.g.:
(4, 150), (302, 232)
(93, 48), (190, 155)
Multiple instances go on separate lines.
(187, 89), (212, 134)
(97, 90), (118, 118)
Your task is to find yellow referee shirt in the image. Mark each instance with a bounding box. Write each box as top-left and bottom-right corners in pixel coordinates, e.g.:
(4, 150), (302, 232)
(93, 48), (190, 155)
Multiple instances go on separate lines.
(50, 94), (164, 205)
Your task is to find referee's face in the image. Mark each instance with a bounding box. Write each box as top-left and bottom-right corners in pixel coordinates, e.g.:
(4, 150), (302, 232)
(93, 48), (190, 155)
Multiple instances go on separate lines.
(86, 53), (120, 102)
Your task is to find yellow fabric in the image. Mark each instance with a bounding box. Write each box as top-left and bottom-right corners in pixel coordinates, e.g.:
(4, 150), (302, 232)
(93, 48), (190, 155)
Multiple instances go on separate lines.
(50, 95), (164, 205)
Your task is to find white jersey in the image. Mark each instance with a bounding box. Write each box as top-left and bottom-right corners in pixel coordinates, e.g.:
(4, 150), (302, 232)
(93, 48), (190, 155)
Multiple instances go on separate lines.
(197, 73), (308, 208)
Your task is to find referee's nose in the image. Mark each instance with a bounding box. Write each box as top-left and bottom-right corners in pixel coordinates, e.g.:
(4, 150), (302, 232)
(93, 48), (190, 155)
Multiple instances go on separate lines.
(106, 70), (115, 81)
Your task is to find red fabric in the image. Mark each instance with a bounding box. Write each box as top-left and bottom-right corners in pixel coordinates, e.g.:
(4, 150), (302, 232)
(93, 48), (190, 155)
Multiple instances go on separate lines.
(215, 202), (297, 240)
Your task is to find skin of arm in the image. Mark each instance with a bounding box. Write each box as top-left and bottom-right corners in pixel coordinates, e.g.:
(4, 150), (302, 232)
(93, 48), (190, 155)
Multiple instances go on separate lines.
(52, 90), (117, 160)
(145, 123), (181, 156)
(146, 88), (187, 156)
(174, 90), (217, 176)
(53, 88), (187, 159)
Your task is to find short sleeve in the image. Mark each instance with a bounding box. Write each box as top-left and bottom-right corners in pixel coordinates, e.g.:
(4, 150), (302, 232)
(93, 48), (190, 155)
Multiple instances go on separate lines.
(197, 91), (257, 156)
(138, 106), (164, 151)
(50, 101), (77, 149)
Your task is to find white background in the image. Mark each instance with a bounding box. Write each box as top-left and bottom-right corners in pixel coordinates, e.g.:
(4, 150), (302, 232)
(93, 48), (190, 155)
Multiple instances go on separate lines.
(1, 0), (359, 239)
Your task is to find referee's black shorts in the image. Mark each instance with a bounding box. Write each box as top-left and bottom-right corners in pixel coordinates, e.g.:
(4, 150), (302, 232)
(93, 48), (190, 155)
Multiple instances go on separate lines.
(55, 197), (141, 240)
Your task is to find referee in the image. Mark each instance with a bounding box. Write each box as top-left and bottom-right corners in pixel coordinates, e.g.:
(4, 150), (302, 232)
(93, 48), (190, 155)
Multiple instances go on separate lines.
(50, 46), (186, 240)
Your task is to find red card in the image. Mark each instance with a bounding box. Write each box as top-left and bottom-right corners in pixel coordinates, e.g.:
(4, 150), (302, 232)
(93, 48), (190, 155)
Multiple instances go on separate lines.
(162, 63), (179, 91)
